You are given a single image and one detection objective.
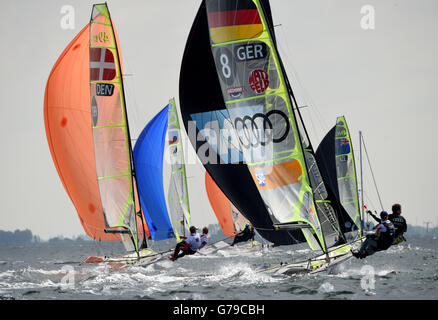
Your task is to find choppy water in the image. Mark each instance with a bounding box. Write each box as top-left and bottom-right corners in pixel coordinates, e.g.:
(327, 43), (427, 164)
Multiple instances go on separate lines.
(0, 237), (437, 300)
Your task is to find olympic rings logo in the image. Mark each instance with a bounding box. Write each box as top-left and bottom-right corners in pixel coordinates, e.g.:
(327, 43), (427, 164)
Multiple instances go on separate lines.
(233, 110), (290, 148)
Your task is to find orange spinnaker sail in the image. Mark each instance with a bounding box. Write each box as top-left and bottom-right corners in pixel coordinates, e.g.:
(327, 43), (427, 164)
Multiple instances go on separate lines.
(44, 24), (118, 241)
(205, 171), (247, 238)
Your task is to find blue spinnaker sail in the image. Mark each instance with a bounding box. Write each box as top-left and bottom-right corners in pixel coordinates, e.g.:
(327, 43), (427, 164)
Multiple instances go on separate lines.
(133, 105), (174, 241)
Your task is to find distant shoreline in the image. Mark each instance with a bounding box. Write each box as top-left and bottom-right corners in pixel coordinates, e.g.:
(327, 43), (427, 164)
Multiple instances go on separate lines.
(0, 223), (436, 245)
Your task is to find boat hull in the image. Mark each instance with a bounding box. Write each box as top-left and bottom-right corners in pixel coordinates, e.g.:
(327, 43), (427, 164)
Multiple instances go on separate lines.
(260, 237), (364, 275)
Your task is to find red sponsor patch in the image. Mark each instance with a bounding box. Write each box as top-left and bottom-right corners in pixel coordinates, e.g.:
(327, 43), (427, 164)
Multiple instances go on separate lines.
(226, 86), (245, 98)
(249, 69), (269, 94)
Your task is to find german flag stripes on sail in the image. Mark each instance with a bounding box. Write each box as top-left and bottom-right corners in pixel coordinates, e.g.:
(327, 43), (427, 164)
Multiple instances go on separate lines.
(206, 0), (263, 43)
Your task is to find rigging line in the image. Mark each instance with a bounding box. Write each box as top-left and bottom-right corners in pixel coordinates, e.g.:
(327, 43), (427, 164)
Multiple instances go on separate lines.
(363, 190), (377, 213)
(361, 134), (384, 211)
(270, 8), (329, 140)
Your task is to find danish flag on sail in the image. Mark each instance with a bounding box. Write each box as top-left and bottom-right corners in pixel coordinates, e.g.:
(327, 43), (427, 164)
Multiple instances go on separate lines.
(90, 48), (116, 81)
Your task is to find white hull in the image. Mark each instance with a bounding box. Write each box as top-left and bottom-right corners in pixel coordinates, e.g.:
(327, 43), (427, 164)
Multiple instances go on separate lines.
(84, 248), (171, 267)
(260, 238), (364, 275)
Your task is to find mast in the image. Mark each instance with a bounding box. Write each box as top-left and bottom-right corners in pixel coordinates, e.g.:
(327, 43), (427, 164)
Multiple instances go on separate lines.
(359, 131), (365, 230)
(106, 4), (144, 252)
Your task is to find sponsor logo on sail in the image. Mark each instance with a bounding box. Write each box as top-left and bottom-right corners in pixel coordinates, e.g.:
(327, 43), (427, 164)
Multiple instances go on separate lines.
(250, 161), (303, 190)
(91, 96), (98, 126)
(339, 155), (348, 162)
(254, 171), (266, 187)
(336, 128), (347, 137)
(249, 69), (269, 94)
(96, 83), (114, 96)
(234, 110), (290, 148)
(226, 86), (245, 98)
(92, 31), (109, 43)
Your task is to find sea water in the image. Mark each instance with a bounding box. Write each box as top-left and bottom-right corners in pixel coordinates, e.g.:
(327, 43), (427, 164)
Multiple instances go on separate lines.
(0, 237), (437, 300)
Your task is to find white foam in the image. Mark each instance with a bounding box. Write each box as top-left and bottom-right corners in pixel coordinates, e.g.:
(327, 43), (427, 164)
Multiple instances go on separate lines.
(202, 262), (280, 286)
(318, 282), (335, 294)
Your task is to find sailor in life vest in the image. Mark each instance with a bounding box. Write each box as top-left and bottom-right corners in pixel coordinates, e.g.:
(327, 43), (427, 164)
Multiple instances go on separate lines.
(231, 222), (255, 246)
(367, 203), (407, 244)
(199, 226), (209, 250)
(169, 226), (202, 261)
(389, 203), (407, 244)
(352, 211), (395, 259)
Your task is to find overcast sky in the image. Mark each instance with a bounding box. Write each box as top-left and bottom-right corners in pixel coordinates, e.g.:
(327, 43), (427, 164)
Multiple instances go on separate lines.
(1, 0), (437, 239)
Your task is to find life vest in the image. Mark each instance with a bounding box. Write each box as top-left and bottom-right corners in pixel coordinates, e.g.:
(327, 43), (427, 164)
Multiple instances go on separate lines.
(200, 234), (209, 247)
(390, 214), (406, 236)
(186, 233), (202, 251)
(378, 220), (395, 249)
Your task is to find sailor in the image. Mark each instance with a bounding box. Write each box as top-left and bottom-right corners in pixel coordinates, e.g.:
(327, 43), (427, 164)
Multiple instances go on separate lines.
(352, 211), (395, 259)
(199, 226), (209, 249)
(367, 203), (407, 244)
(169, 226), (202, 261)
(389, 204), (407, 244)
(230, 222), (255, 246)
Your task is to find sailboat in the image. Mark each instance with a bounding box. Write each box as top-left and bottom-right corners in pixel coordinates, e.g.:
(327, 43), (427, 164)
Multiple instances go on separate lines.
(178, 0), (364, 274)
(44, 3), (165, 265)
(133, 98), (192, 245)
(179, 0), (307, 247)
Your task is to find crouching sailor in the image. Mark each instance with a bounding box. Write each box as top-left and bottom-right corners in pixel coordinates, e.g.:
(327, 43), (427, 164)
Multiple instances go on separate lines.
(169, 226), (202, 261)
(199, 226), (209, 250)
(367, 203), (407, 245)
(352, 211), (395, 259)
(231, 222), (255, 246)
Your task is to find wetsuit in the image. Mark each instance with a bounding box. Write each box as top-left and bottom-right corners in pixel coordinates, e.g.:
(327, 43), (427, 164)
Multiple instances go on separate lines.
(353, 220), (395, 259)
(172, 233), (202, 260)
(231, 225), (255, 246)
